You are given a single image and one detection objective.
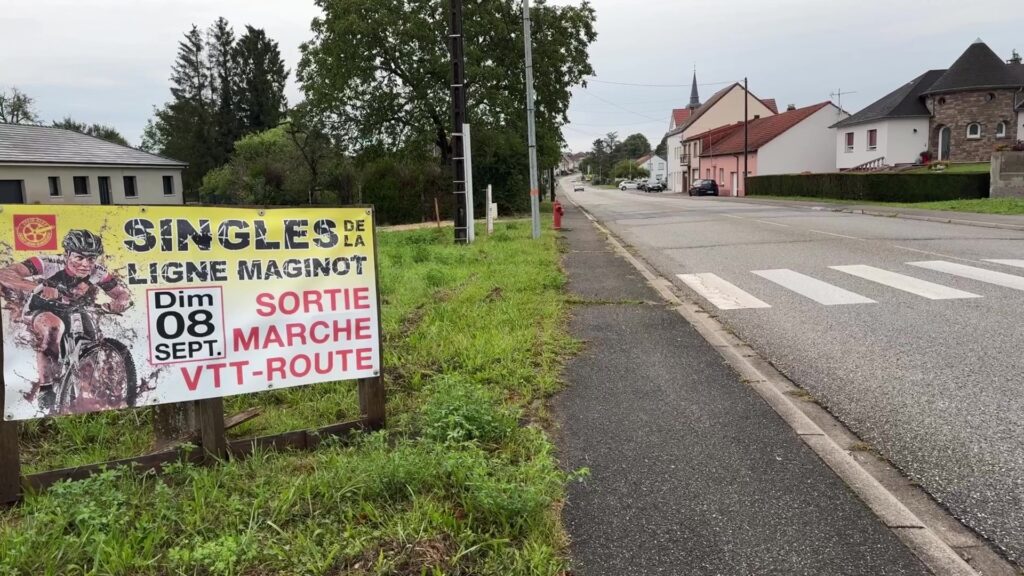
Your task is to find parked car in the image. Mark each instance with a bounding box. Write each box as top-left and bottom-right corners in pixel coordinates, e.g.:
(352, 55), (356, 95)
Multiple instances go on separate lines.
(688, 179), (719, 196)
(573, 182), (585, 192)
(643, 180), (666, 193)
(619, 180), (639, 190)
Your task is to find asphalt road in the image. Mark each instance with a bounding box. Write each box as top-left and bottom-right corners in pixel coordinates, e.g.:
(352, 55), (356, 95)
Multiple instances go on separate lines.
(563, 181), (1024, 567)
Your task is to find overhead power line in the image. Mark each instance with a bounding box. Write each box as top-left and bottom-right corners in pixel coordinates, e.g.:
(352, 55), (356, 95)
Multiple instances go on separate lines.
(585, 77), (736, 88)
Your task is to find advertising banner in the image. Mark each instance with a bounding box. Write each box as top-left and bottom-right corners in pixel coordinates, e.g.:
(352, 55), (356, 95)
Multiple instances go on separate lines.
(0, 205), (380, 421)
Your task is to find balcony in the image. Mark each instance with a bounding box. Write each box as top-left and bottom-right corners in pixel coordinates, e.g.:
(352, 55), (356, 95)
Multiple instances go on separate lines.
(680, 154), (691, 166)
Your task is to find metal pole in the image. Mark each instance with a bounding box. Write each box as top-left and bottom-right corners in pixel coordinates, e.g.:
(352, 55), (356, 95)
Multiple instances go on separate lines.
(464, 122), (475, 242)
(486, 184), (494, 235)
(743, 76), (748, 197)
(523, 0), (541, 240)
(449, 0), (469, 244)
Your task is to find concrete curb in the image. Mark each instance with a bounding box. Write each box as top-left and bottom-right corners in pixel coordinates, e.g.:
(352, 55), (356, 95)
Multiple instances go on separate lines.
(564, 194), (1020, 576)
(716, 197), (1024, 233)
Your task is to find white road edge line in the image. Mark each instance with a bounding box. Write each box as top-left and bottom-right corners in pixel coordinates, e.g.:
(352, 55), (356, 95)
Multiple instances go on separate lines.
(753, 269), (876, 305)
(808, 229), (863, 240)
(564, 195), (981, 576)
(908, 261), (1024, 292)
(830, 265), (982, 300)
(676, 273), (771, 310)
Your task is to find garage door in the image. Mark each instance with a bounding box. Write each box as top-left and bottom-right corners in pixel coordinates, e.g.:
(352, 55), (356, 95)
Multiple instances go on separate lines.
(0, 180), (25, 203)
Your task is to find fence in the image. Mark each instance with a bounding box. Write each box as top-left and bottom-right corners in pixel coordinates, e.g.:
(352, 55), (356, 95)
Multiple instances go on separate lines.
(747, 173), (990, 203)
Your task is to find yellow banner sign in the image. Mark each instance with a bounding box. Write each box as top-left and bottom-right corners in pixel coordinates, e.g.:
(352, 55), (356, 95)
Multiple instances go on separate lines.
(0, 205), (380, 421)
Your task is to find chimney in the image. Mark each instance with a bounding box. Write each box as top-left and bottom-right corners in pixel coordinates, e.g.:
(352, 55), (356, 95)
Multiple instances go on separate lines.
(786, 104), (796, 111)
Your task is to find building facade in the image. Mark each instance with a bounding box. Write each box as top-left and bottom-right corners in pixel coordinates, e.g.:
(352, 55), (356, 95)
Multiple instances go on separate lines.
(0, 124), (185, 205)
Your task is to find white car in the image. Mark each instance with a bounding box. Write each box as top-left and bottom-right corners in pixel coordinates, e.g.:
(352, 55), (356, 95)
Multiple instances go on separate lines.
(573, 182), (585, 192)
(619, 180), (639, 190)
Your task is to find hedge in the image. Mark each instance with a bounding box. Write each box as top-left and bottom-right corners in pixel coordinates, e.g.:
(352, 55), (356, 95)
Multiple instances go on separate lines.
(747, 173), (990, 202)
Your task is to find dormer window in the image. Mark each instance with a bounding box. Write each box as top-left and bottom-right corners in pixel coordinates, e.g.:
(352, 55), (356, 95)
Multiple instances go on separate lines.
(966, 123), (982, 139)
(996, 121), (1007, 139)
(937, 97), (947, 105)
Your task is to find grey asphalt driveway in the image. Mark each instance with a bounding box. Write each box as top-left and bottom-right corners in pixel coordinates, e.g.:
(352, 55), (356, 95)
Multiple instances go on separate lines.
(563, 182), (1024, 567)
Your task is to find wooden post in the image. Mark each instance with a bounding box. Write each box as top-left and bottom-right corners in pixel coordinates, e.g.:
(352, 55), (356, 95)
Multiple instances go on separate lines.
(195, 397), (226, 463)
(0, 339), (22, 504)
(358, 377), (386, 430)
(434, 197), (441, 228)
(359, 207), (386, 430)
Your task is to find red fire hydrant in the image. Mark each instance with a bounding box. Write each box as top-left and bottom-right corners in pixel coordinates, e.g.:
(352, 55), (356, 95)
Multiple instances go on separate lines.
(553, 200), (564, 230)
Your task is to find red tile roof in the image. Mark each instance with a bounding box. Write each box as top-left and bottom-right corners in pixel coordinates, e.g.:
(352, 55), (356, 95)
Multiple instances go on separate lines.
(762, 98), (779, 114)
(686, 122), (744, 148)
(635, 153), (653, 165)
(701, 102), (833, 157)
(671, 108), (693, 127)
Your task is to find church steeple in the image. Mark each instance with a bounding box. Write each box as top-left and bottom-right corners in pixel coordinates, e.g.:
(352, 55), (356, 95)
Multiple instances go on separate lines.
(688, 68), (701, 109)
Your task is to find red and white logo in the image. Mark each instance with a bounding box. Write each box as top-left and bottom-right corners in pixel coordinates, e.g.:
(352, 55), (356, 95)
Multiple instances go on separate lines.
(13, 214), (58, 251)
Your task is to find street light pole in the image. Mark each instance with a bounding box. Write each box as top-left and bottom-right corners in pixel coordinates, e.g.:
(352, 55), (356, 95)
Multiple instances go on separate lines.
(523, 0), (541, 240)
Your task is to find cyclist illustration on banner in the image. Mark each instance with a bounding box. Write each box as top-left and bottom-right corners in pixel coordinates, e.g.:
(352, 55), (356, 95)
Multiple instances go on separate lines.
(0, 229), (136, 415)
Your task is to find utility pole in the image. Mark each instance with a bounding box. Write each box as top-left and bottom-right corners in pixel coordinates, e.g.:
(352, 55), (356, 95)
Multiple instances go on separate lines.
(523, 0), (541, 240)
(449, 0), (469, 244)
(743, 76), (748, 197)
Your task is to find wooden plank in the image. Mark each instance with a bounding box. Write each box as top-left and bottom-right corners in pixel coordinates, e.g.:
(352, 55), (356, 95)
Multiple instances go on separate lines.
(144, 407), (262, 455)
(26, 446), (200, 491)
(195, 397), (226, 463)
(0, 336), (22, 505)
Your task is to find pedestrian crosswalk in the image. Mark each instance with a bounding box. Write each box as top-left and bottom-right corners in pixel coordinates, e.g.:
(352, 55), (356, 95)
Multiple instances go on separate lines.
(677, 260), (1024, 311)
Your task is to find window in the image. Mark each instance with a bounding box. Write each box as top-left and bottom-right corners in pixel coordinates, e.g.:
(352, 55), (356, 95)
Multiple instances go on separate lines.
(162, 175), (174, 195)
(996, 121), (1007, 139)
(73, 176), (89, 195)
(966, 123), (982, 139)
(123, 176), (138, 198)
(706, 168), (711, 179)
(845, 132), (854, 152)
(985, 92), (996, 103)
(48, 176), (61, 197)
(937, 97), (947, 105)
(719, 168), (724, 184)
(753, 115), (761, 120)
(867, 129), (878, 151)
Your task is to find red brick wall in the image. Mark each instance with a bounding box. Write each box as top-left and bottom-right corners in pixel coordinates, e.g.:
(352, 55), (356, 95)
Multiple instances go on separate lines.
(928, 89), (1019, 162)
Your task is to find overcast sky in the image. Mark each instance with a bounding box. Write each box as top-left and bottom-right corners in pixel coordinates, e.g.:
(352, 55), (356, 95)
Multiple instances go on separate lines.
(2, 0), (1021, 153)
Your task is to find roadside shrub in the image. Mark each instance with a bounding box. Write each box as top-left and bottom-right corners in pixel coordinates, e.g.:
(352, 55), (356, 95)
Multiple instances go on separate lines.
(747, 172), (990, 202)
(419, 376), (519, 445)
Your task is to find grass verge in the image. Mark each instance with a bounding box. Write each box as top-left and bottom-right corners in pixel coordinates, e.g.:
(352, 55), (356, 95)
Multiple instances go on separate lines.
(748, 195), (1024, 215)
(1, 219), (579, 576)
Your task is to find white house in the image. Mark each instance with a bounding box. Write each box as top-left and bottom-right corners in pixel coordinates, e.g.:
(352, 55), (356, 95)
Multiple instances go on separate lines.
(831, 70), (943, 170)
(668, 82), (778, 192)
(0, 124), (186, 205)
(700, 102), (848, 196)
(635, 153), (667, 181)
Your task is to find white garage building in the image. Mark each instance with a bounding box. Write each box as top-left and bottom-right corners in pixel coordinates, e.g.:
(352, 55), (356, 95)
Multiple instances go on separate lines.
(0, 124), (185, 205)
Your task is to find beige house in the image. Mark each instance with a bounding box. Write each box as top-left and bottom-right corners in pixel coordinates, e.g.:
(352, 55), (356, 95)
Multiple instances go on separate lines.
(665, 80), (777, 192)
(0, 124), (185, 205)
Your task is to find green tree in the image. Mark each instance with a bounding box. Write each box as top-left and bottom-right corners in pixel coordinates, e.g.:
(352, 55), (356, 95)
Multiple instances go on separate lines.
(611, 159), (647, 180)
(236, 26), (289, 135)
(0, 87), (39, 124)
(147, 25), (216, 193)
(199, 126), (309, 205)
(621, 133), (651, 160)
(299, 0), (596, 209)
(208, 17), (241, 165)
(654, 135), (667, 160)
(52, 117), (130, 146)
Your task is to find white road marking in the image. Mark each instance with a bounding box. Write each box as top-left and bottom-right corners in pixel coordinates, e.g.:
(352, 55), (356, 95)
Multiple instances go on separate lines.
(908, 261), (1024, 292)
(756, 219), (792, 228)
(808, 229), (863, 240)
(676, 273), (771, 310)
(984, 259), (1024, 270)
(892, 245), (979, 263)
(752, 269), (876, 305)
(830, 265), (981, 300)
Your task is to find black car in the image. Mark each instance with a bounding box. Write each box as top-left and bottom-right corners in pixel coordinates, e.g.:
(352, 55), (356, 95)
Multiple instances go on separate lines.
(688, 179), (719, 196)
(641, 180), (666, 193)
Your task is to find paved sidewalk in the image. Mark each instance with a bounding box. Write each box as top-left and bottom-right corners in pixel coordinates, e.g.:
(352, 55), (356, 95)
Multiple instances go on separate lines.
(704, 195), (1024, 232)
(553, 199), (930, 575)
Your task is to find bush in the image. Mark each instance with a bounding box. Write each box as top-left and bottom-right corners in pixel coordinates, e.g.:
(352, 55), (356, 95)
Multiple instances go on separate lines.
(747, 172), (990, 202)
